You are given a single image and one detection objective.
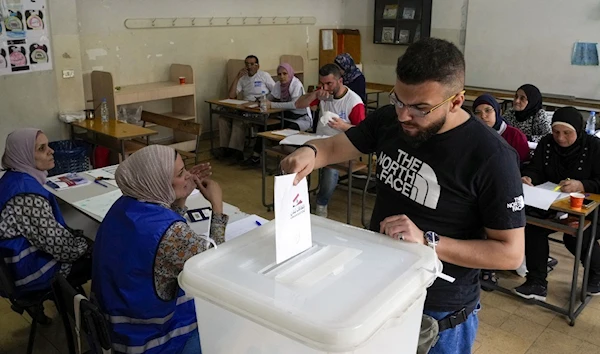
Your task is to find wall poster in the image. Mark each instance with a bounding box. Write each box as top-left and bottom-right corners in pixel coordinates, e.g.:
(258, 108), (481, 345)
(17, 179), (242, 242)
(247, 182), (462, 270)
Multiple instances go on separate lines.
(0, 0), (52, 76)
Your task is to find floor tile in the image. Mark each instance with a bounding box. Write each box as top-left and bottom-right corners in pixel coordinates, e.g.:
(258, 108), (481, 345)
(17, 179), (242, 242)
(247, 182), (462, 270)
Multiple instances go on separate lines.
(526, 328), (583, 354)
(478, 304), (511, 327)
(475, 322), (532, 354)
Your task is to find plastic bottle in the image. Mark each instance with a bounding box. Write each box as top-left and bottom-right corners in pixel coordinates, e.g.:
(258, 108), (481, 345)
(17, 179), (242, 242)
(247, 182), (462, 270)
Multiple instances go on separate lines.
(100, 98), (109, 124)
(586, 111), (596, 135)
(259, 90), (267, 113)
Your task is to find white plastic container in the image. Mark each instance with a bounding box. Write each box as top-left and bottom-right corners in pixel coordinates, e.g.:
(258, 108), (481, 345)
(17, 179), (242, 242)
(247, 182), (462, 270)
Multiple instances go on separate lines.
(179, 216), (439, 354)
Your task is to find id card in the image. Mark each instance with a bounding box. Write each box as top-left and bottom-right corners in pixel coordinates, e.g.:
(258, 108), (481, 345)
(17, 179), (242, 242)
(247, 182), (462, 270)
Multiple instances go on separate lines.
(187, 207), (212, 223)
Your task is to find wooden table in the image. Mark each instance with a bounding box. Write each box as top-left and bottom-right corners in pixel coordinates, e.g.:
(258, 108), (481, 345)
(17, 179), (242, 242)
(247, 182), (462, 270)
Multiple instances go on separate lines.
(70, 118), (157, 160)
(205, 99), (286, 152)
(258, 131), (372, 225)
(366, 88), (385, 112)
(491, 194), (600, 326)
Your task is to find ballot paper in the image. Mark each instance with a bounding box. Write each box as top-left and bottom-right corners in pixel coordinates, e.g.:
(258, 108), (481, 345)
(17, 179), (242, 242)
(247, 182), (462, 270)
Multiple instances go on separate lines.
(274, 173), (312, 264)
(536, 182), (570, 200)
(522, 183), (562, 210)
(219, 99), (249, 105)
(279, 134), (328, 146)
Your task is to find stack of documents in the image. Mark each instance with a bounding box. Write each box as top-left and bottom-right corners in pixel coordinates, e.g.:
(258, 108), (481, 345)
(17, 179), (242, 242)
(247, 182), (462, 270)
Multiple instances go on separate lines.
(522, 182), (569, 210)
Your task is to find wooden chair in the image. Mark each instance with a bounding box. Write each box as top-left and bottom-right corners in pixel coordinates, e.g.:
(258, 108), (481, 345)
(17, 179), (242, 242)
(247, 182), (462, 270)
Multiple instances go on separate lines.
(125, 111), (204, 166)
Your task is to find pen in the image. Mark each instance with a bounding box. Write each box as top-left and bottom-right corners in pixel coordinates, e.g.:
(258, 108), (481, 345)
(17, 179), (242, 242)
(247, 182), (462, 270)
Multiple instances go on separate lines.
(554, 178), (570, 191)
(255, 221), (262, 226)
(94, 179), (108, 188)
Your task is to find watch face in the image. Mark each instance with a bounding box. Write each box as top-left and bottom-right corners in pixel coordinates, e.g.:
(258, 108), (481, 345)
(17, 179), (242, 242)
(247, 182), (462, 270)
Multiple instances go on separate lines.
(426, 231), (439, 244)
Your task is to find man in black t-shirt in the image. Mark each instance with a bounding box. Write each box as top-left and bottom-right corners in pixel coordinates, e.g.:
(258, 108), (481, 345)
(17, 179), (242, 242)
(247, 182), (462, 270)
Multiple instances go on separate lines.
(280, 38), (525, 354)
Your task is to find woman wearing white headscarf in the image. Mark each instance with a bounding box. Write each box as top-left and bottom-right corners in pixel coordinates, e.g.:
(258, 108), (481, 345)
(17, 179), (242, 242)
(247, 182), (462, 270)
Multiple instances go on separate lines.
(92, 145), (227, 354)
(0, 129), (91, 307)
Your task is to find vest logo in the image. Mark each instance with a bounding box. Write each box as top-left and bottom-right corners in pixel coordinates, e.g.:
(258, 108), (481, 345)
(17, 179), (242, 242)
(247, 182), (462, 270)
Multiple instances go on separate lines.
(377, 149), (440, 209)
(290, 193), (306, 219)
(507, 195), (525, 212)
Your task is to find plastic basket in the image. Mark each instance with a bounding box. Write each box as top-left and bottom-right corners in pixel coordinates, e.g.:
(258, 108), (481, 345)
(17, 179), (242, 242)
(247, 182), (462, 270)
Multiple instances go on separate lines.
(48, 140), (91, 176)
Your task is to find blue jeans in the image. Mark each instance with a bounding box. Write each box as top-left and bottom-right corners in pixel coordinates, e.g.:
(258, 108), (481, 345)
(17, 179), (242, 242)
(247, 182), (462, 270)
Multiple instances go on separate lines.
(316, 168), (339, 206)
(424, 303), (480, 354)
(179, 328), (201, 354)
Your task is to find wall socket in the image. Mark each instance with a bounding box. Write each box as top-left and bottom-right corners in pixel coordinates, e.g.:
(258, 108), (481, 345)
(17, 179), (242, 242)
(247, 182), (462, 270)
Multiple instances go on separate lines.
(62, 69), (75, 79)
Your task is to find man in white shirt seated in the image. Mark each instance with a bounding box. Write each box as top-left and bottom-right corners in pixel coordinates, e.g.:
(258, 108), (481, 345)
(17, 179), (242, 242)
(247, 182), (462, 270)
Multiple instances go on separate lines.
(215, 55), (275, 162)
(294, 64), (366, 217)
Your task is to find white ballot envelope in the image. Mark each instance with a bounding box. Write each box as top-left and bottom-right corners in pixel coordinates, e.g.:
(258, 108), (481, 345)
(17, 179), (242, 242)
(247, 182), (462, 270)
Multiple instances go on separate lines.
(274, 173), (313, 264)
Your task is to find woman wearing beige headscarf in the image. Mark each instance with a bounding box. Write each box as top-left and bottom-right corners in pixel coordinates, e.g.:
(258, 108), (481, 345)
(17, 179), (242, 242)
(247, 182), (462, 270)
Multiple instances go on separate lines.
(0, 129), (91, 324)
(92, 145), (226, 354)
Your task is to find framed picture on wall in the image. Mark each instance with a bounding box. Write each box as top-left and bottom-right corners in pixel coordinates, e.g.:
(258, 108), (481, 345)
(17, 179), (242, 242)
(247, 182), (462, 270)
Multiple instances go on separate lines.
(398, 30), (410, 44)
(382, 27), (395, 43)
(383, 5), (398, 20)
(402, 7), (416, 20)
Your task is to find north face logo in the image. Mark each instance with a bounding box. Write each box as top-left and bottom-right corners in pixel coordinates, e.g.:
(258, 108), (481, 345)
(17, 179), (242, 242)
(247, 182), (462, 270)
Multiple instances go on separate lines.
(377, 149), (441, 209)
(507, 196), (525, 212)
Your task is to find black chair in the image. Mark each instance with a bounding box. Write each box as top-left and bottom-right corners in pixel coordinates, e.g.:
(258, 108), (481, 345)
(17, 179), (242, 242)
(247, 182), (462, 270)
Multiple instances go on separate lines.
(52, 274), (113, 354)
(0, 257), (53, 354)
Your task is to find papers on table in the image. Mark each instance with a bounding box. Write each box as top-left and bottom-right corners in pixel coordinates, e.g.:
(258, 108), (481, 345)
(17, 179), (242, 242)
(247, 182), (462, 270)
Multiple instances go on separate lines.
(536, 182), (570, 200)
(225, 214), (269, 242)
(72, 189), (123, 220)
(522, 183), (567, 211)
(46, 173), (91, 190)
(279, 134), (328, 146)
(85, 165), (119, 187)
(271, 129), (300, 137)
(274, 173), (312, 264)
(219, 99), (249, 105)
(527, 141), (538, 150)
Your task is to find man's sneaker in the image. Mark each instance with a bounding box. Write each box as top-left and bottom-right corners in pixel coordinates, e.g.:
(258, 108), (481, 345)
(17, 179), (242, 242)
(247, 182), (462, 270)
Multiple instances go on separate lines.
(587, 276), (600, 296)
(212, 147), (230, 160)
(240, 155), (260, 167)
(315, 204), (328, 218)
(513, 280), (547, 301)
(547, 257), (558, 273)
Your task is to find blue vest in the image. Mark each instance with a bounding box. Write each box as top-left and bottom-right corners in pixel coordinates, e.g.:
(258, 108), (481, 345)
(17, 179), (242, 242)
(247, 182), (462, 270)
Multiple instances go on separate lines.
(92, 196), (197, 354)
(0, 171), (63, 296)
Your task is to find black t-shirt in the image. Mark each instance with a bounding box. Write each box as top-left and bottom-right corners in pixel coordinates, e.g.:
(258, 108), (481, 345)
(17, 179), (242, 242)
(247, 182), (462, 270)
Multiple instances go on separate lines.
(346, 105), (526, 312)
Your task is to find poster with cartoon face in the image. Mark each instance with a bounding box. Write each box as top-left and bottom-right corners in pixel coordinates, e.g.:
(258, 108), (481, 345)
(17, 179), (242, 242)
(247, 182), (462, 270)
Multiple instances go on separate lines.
(8, 42), (30, 72)
(25, 10), (44, 30)
(5, 10), (26, 39)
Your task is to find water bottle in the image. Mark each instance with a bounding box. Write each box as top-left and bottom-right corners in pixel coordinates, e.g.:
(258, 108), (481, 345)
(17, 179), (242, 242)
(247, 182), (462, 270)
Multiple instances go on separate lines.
(100, 98), (109, 124)
(259, 90), (267, 112)
(586, 111), (596, 135)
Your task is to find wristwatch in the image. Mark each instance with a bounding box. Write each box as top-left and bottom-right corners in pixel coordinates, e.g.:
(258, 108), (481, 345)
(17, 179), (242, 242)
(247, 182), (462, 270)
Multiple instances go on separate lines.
(424, 231), (440, 250)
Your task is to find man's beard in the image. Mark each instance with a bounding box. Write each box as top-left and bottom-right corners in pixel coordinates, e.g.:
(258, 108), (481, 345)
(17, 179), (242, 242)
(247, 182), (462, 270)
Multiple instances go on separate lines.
(398, 115), (446, 148)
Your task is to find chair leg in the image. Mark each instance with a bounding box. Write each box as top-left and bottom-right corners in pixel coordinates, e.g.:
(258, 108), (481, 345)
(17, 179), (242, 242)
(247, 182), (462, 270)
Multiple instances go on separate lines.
(27, 318), (37, 354)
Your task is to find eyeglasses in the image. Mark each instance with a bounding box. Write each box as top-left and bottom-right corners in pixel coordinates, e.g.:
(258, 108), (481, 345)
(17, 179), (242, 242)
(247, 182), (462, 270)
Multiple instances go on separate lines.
(389, 90), (466, 118)
(245, 62), (259, 67)
(474, 107), (495, 117)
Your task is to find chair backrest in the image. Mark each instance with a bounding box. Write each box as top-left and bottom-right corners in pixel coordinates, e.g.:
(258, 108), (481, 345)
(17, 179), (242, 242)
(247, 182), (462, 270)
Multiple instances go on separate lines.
(141, 111), (202, 136)
(0, 256), (17, 300)
(53, 274), (113, 354)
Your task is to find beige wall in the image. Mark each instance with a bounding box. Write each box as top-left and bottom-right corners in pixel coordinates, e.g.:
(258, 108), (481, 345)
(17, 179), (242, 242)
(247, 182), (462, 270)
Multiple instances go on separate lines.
(343, 0), (469, 86)
(0, 0), (84, 153)
(76, 0), (345, 130)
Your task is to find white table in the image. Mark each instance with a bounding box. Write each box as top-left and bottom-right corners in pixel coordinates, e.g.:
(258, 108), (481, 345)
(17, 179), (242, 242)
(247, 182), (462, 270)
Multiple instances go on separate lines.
(45, 166), (248, 239)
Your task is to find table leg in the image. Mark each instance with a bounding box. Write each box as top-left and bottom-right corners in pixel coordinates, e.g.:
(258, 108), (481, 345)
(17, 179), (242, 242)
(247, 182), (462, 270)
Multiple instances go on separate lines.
(209, 103), (214, 153)
(581, 208), (599, 303)
(347, 161), (352, 225)
(70, 124), (75, 139)
(568, 214), (586, 325)
(280, 111), (285, 129)
(376, 92), (380, 109)
(261, 134), (271, 211)
(120, 140), (126, 160)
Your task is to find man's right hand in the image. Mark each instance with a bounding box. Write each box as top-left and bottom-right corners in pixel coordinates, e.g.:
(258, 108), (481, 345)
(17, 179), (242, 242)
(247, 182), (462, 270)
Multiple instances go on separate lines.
(521, 176), (533, 186)
(237, 68), (248, 79)
(280, 146), (317, 185)
(315, 89), (332, 101)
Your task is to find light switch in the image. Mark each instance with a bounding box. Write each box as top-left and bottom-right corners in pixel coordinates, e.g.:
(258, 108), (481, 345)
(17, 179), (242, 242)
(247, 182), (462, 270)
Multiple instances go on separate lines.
(62, 69), (75, 79)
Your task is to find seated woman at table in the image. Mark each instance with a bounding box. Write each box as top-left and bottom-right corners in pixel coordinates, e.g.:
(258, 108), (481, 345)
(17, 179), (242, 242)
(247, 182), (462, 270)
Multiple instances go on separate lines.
(0, 129), (92, 311)
(92, 145), (227, 354)
(334, 53), (366, 102)
(240, 63), (313, 167)
(503, 84), (551, 143)
(515, 107), (600, 301)
(474, 94), (530, 163)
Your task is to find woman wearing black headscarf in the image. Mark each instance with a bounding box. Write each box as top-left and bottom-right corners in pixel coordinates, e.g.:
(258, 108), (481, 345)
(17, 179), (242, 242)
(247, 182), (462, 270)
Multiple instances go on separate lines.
(514, 107), (600, 301)
(504, 84), (551, 143)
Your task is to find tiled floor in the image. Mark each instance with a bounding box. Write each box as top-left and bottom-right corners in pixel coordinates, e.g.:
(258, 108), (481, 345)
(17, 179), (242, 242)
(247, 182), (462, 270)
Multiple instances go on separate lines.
(2, 154), (600, 353)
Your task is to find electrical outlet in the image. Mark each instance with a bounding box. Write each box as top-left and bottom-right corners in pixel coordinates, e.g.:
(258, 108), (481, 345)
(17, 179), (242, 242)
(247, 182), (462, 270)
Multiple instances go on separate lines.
(62, 69), (75, 79)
